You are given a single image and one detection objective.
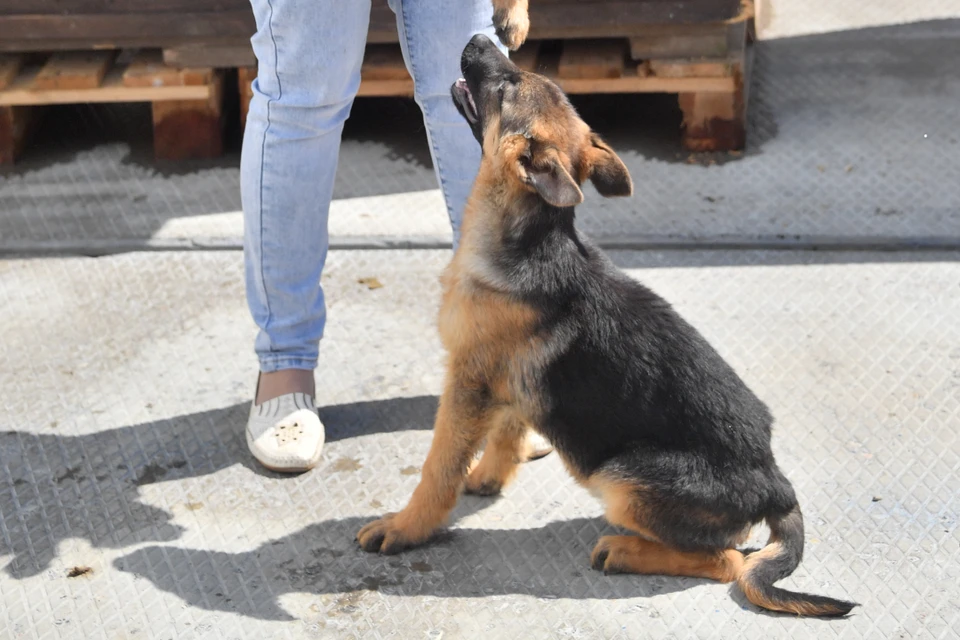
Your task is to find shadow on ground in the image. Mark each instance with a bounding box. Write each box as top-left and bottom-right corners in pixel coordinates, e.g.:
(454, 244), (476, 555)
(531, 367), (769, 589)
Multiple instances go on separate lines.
(112, 514), (708, 621)
(0, 395), (438, 579)
(2, 390), (725, 621)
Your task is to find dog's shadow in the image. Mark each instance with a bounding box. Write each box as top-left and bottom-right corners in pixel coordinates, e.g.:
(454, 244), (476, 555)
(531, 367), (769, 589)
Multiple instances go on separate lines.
(114, 513), (709, 621)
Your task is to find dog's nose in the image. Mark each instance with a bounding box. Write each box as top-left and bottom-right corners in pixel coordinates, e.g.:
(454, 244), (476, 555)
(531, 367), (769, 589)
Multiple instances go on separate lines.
(464, 34), (495, 57)
(470, 33), (495, 49)
(462, 33), (494, 70)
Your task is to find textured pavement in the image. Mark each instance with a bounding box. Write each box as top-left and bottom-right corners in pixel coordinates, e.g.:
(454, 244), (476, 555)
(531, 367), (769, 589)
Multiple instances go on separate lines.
(3, 3), (960, 638)
(2, 250), (959, 639)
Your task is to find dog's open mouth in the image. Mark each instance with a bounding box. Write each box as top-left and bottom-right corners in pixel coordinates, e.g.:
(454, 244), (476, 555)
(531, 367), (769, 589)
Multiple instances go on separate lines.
(453, 78), (479, 124)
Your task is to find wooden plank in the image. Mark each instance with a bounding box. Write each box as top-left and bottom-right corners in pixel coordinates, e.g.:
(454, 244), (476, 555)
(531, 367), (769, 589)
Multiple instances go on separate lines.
(368, 3), (403, 43)
(1, 0), (251, 13)
(629, 31), (728, 60)
(627, 4), (749, 60)
(354, 58), (735, 97)
(0, 105), (37, 164)
(356, 79), (414, 98)
(678, 82), (745, 151)
(0, 55), (23, 90)
(528, 1), (743, 30)
(32, 51), (114, 90)
(0, 36), (247, 54)
(649, 58), (733, 78)
(556, 74), (734, 94)
(152, 70), (224, 160)
(361, 45), (410, 82)
(1, 1), (747, 47)
(369, 0), (746, 43)
(122, 51), (171, 86)
(0, 66), (211, 106)
(163, 44), (256, 68)
(557, 40), (625, 80)
(237, 65), (256, 130)
(0, 12), (255, 44)
(123, 51), (212, 87)
(510, 42), (541, 72)
(354, 58), (733, 97)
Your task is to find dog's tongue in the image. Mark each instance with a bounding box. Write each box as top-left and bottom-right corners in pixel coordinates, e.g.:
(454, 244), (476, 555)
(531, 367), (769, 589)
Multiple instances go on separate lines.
(455, 78), (479, 122)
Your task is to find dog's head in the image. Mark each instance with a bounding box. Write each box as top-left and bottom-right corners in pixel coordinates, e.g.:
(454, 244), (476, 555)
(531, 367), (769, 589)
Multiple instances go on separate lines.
(451, 34), (632, 208)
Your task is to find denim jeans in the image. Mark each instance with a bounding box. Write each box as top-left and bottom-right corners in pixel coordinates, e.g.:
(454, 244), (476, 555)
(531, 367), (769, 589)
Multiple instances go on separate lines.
(241, 0), (502, 373)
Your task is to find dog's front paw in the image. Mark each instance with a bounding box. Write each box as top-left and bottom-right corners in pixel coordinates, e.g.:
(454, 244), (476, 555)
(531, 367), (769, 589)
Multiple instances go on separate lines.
(493, 1), (530, 51)
(356, 513), (427, 554)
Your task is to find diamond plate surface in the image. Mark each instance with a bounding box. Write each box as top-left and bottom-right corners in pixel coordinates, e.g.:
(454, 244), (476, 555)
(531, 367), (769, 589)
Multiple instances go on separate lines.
(2, 19), (960, 250)
(1, 250), (958, 639)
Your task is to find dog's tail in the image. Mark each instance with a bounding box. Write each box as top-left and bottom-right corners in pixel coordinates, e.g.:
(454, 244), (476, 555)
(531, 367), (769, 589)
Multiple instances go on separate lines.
(737, 504), (857, 617)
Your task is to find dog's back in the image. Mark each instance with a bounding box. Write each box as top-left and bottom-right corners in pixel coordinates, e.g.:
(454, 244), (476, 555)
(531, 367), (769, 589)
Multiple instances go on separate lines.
(469, 203), (797, 540)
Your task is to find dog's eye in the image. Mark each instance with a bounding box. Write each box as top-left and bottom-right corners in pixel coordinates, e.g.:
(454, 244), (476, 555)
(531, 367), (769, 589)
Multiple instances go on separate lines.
(519, 154), (532, 169)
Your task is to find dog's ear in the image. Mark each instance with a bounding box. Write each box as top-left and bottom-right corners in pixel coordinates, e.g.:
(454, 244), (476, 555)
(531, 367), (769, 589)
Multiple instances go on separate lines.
(583, 133), (633, 197)
(524, 147), (584, 208)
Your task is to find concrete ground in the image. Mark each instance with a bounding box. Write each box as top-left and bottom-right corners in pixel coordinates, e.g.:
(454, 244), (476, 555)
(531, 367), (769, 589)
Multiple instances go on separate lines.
(2, 4), (960, 640)
(2, 251), (959, 639)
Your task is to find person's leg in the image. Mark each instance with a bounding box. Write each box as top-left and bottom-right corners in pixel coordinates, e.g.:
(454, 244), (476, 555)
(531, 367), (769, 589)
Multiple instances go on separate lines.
(390, 0), (504, 243)
(242, 0), (371, 470)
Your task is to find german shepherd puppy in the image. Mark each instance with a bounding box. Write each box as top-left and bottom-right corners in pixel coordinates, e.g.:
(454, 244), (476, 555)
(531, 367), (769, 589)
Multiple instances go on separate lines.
(358, 34), (856, 617)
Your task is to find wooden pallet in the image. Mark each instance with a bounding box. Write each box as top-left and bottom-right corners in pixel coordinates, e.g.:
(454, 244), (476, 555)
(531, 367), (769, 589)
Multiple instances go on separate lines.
(237, 29), (750, 151)
(234, 2), (752, 151)
(3, 0), (753, 157)
(0, 51), (222, 164)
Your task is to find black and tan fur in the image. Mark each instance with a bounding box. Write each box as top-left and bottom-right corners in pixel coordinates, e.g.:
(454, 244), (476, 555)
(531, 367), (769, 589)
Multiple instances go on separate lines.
(357, 34), (857, 618)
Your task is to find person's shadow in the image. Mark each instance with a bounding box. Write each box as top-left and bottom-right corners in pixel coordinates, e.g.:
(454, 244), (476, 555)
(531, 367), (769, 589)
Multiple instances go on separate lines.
(0, 395), (439, 579)
(3, 392), (726, 621)
(113, 513), (704, 621)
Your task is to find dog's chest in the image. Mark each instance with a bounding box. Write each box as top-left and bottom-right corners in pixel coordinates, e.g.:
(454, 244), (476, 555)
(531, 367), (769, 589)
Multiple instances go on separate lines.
(438, 274), (539, 381)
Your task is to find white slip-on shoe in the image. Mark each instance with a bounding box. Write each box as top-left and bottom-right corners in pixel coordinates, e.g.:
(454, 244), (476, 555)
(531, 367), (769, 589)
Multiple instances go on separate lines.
(246, 392), (325, 473)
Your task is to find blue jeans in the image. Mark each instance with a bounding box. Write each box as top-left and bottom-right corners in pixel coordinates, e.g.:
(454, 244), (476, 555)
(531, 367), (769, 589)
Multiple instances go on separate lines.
(241, 0), (502, 373)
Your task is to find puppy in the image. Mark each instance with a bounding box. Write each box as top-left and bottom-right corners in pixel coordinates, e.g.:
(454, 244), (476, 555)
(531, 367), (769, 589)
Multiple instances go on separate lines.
(358, 34), (856, 617)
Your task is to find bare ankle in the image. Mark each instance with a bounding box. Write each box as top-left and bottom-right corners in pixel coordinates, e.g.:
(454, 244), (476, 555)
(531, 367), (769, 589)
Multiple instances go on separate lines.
(256, 369), (316, 404)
